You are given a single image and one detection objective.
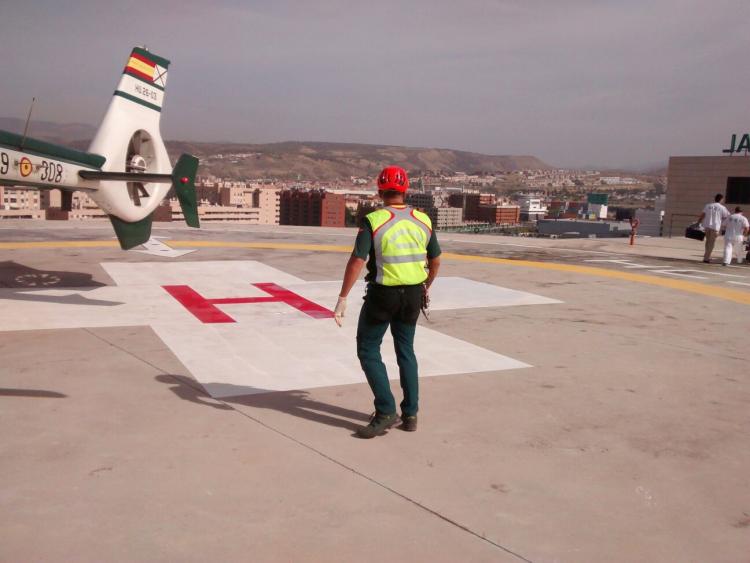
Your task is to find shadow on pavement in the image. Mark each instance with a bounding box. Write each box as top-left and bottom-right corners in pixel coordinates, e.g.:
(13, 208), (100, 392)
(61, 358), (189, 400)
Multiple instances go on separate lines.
(0, 388), (67, 398)
(156, 374), (370, 431)
(0, 261), (122, 306)
(155, 374), (233, 411)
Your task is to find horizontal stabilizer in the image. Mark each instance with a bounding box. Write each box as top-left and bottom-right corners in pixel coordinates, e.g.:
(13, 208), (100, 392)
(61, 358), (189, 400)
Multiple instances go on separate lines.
(79, 170), (172, 182)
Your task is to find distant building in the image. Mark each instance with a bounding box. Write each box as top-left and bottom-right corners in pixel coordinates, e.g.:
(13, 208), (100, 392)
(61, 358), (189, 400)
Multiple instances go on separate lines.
(219, 186), (247, 207)
(406, 192), (463, 229)
(211, 184), (280, 224)
(478, 205), (520, 224)
(279, 189), (346, 227)
(0, 187), (40, 211)
(567, 201), (585, 216)
(0, 187), (43, 219)
(430, 206), (463, 230)
(196, 182), (222, 205)
(406, 192), (438, 210)
(446, 191), (481, 221)
(171, 202), (260, 223)
(664, 156), (750, 237)
(39, 190), (60, 209)
(518, 195), (547, 221)
(479, 193), (496, 206)
(36, 189), (105, 220)
(586, 193), (609, 220)
(548, 200), (565, 218)
(253, 187), (280, 225)
(600, 176), (638, 185)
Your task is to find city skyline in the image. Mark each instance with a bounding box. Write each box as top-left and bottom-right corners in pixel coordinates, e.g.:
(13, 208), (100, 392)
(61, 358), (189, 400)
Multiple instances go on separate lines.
(2, 0), (747, 170)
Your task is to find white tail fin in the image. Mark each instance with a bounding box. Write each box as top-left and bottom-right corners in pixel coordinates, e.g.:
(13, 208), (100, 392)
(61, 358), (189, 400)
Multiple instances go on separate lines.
(87, 47), (172, 222)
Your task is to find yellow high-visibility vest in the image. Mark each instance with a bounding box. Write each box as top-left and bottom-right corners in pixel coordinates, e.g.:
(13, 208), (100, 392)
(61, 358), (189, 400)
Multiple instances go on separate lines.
(366, 206), (432, 286)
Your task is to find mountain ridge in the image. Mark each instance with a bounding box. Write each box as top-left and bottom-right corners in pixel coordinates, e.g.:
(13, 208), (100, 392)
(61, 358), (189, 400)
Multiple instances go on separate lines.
(0, 117), (552, 180)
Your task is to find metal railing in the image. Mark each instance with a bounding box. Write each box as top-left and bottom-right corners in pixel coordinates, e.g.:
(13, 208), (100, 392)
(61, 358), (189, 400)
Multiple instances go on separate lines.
(439, 222), (536, 234)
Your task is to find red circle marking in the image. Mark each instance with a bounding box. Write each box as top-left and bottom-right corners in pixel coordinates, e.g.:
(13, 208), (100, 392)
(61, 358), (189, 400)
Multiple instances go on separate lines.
(20, 157), (33, 177)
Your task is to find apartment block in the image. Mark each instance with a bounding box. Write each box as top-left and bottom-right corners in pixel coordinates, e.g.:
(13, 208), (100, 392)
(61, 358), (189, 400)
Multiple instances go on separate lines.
(170, 201), (260, 223)
(253, 187), (280, 225)
(219, 186), (247, 207)
(0, 187), (40, 210)
(478, 205), (520, 224)
(429, 206), (463, 230)
(446, 192), (481, 221)
(279, 189), (345, 227)
(406, 192), (437, 210)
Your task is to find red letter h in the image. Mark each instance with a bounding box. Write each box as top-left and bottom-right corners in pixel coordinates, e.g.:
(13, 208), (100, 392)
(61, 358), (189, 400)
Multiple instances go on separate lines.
(163, 283), (333, 323)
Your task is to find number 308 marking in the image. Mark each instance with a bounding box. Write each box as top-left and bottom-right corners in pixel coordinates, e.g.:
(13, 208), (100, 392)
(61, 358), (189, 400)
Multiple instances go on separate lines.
(40, 161), (64, 183)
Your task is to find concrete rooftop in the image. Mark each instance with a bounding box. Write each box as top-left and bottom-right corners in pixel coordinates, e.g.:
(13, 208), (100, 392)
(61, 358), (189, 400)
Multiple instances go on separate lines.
(1, 221), (748, 562)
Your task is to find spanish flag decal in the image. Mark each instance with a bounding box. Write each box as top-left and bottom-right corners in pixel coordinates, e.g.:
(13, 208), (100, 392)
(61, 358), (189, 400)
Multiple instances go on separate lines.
(125, 52), (156, 82)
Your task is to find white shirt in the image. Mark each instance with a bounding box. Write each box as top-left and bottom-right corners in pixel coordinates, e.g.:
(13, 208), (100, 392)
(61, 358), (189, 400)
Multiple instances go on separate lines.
(701, 202), (729, 231)
(723, 212), (749, 240)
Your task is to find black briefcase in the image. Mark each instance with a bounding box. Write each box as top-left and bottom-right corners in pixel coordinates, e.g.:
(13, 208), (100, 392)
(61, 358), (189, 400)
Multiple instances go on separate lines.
(685, 223), (705, 241)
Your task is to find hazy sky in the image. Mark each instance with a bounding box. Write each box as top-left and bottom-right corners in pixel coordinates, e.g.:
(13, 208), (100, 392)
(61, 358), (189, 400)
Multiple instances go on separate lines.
(2, 0), (748, 168)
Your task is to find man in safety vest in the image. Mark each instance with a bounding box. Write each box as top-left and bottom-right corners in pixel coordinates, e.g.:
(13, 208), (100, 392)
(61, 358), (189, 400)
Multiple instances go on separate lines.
(334, 166), (441, 438)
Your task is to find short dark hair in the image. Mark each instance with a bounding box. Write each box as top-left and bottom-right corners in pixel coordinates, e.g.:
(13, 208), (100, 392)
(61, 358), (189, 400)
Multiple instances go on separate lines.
(736, 206), (742, 213)
(380, 190), (404, 198)
(715, 193), (724, 202)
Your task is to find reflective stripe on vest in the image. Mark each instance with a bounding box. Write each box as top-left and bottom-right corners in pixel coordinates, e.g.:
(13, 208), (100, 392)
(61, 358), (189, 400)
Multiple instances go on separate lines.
(366, 206), (432, 286)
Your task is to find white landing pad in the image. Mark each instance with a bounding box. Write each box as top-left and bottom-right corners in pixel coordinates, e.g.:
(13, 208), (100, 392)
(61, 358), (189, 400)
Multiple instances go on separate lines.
(0, 261), (561, 398)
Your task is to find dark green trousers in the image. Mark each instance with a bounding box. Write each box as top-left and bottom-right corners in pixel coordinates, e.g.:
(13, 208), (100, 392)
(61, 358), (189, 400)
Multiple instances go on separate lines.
(356, 298), (419, 417)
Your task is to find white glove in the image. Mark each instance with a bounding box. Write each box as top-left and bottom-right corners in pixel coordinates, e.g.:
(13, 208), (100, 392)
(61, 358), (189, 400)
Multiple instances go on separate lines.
(333, 296), (347, 327)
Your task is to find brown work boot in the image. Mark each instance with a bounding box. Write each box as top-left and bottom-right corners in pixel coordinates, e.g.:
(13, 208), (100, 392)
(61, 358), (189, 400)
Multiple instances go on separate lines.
(400, 414), (418, 432)
(356, 412), (398, 439)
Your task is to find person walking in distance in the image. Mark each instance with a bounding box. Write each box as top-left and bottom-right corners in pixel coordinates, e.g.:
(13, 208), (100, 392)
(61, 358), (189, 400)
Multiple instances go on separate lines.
(698, 193), (729, 263)
(333, 166), (441, 438)
(722, 207), (749, 266)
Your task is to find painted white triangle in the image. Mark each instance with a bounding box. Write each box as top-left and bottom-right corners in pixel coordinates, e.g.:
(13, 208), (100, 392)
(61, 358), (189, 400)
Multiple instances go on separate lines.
(133, 237), (196, 258)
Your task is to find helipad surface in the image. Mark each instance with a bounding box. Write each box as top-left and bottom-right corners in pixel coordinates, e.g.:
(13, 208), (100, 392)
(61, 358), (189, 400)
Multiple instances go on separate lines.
(1, 221), (748, 562)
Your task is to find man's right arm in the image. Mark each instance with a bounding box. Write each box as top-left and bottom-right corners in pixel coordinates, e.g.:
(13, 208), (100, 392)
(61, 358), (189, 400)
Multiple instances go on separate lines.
(426, 256), (441, 289)
(334, 225), (371, 327)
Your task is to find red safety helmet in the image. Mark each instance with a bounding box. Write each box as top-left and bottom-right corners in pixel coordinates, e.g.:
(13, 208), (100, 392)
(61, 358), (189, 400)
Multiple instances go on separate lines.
(377, 166), (409, 193)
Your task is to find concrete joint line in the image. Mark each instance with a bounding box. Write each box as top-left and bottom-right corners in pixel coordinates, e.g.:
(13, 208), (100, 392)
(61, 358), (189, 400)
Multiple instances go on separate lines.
(217, 402), (535, 563)
(83, 330), (532, 561)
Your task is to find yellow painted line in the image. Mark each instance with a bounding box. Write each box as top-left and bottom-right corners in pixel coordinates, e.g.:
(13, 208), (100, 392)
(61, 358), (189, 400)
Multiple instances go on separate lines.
(441, 252), (750, 306)
(0, 239), (748, 305)
(167, 240), (352, 252)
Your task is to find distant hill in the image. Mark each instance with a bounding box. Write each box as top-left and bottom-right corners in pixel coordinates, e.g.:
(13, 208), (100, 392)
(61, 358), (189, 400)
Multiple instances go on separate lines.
(0, 117), (552, 180)
(165, 140), (552, 180)
(0, 117), (96, 145)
